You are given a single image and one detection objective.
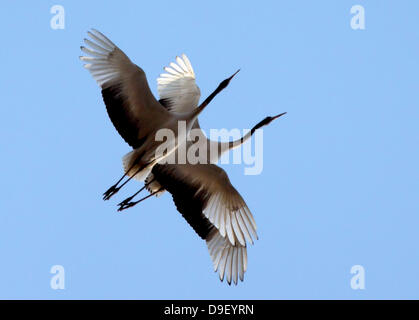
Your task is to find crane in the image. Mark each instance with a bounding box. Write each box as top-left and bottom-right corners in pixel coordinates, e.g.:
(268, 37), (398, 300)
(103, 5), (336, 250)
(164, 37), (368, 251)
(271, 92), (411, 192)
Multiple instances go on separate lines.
(80, 29), (237, 200)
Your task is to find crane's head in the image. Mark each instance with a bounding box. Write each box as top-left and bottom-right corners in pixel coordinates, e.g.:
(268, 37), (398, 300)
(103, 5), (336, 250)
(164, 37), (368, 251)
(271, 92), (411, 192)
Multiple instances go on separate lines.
(198, 69), (241, 111)
(252, 112), (287, 132)
(218, 69), (240, 91)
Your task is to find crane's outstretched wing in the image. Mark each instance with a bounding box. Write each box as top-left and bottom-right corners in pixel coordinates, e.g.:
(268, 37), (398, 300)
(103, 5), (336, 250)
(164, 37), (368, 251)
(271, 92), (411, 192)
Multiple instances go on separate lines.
(144, 55), (203, 190)
(80, 29), (172, 149)
(157, 54), (201, 114)
(206, 228), (247, 285)
(151, 163), (257, 284)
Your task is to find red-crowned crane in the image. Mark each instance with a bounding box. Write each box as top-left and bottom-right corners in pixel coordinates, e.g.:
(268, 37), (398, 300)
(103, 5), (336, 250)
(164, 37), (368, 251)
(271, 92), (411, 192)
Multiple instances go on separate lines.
(80, 29), (237, 200)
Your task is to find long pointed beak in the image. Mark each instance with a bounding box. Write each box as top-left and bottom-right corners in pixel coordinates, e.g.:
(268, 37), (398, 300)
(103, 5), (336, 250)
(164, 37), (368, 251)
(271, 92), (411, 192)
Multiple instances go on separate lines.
(228, 69), (241, 80)
(218, 69), (241, 91)
(272, 112), (287, 120)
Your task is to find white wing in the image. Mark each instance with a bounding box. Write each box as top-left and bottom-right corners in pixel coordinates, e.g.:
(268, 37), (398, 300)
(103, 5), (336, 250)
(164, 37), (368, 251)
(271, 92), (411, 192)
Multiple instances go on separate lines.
(152, 163), (257, 245)
(80, 29), (172, 149)
(206, 229), (247, 285)
(157, 54), (201, 113)
(151, 163), (256, 285)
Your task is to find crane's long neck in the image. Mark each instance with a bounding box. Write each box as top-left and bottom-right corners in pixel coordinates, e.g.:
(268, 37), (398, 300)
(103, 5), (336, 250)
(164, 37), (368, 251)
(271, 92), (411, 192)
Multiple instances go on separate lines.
(225, 117), (268, 150)
(214, 113), (286, 160)
(188, 84), (227, 121)
(209, 112), (286, 163)
(187, 70), (240, 122)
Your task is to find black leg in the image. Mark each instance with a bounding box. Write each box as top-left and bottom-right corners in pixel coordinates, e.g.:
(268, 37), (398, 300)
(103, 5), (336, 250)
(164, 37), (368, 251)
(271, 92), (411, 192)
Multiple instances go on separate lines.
(103, 161), (149, 201)
(118, 188), (163, 212)
(117, 178), (155, 207)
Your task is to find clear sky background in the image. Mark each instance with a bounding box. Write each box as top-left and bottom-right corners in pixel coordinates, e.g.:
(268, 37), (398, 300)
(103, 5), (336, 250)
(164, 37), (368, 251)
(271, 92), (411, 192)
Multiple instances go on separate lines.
(0, 1), (418, 299)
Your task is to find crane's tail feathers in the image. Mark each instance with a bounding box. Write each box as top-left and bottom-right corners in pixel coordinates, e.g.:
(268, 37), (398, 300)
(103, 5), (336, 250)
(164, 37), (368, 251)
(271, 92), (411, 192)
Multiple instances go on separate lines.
(122, 151), (152, 182)
(145, 173), (165, 197)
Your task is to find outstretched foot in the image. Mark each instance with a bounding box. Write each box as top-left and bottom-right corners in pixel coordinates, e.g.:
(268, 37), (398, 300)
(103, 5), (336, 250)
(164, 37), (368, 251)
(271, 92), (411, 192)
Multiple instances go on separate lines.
(116, 188), (161, 211)
(103, 185), (121, 201)
(117, 195), (135, 207)
(117, 201), (138, 212)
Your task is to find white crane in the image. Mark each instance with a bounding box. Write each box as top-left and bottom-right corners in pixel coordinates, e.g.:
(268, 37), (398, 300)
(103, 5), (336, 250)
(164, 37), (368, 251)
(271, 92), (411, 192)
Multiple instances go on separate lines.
(116, 55), (286, 284)
(80, 29), (237, 200)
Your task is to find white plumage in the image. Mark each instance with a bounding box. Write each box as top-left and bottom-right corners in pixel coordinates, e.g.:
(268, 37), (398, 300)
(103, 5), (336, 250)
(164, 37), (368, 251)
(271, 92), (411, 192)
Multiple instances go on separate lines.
(157, 54), (201, 113)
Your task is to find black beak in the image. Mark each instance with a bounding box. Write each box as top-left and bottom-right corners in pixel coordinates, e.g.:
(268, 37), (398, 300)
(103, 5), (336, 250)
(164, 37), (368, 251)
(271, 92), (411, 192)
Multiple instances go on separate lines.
(228, 69), (241, 80)
(271, 112), (287, 120)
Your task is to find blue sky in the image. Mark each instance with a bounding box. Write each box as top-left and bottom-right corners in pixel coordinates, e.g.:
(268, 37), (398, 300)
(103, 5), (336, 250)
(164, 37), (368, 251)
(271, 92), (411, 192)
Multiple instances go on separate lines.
(0, 1), (418, 299)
